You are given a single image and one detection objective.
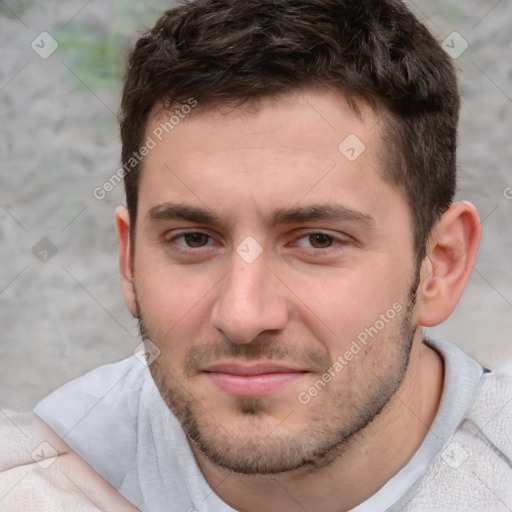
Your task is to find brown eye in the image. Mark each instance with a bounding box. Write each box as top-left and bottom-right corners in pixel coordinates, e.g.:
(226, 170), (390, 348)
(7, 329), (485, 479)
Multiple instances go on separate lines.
(184, 233), (210, 247)
(308, 233), (334, 248)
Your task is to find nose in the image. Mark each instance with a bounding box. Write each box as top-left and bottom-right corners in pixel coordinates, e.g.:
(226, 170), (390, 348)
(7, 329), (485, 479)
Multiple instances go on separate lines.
(210, 252), (289, 344)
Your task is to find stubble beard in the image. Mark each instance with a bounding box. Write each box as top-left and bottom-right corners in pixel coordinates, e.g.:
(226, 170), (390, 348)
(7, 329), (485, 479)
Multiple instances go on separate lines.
(137, 273), (420, 476)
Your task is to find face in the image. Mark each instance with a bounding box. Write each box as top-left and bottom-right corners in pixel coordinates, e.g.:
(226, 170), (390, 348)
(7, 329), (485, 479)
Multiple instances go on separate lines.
(128, 89), (421, 475)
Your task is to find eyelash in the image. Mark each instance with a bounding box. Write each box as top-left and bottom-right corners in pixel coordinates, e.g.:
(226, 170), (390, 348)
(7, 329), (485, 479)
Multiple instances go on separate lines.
(164, 230), (350, 255)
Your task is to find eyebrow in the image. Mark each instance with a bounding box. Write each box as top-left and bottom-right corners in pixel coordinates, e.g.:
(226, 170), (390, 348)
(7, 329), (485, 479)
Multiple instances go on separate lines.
(147, 203), (224, 226)
(270, 204), (375, 228)
(146, 202), (375, 229)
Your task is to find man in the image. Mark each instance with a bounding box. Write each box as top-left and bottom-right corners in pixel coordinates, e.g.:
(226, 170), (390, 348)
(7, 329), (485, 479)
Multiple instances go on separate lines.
(1, 0), (511, 510)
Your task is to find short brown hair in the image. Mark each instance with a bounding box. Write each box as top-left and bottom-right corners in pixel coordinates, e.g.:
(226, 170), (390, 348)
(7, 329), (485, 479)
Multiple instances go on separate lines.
(120, 0), (459, 261)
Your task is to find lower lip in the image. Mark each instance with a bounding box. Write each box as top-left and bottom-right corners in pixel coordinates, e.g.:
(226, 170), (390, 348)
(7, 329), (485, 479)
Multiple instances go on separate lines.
(205, 372), (305, 397)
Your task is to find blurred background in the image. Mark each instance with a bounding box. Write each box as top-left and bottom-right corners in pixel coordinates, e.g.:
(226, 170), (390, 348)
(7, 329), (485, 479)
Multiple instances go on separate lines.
(0, 0), (511, 411)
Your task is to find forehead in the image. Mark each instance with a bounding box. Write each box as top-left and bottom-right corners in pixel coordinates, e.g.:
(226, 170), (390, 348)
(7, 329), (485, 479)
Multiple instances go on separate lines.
(137, 88), (405, 230)
(147, 88), (383, 154)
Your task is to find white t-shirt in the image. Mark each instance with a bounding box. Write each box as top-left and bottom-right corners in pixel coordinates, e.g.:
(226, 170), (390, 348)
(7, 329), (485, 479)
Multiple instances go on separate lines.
(34, 339), (512, 511)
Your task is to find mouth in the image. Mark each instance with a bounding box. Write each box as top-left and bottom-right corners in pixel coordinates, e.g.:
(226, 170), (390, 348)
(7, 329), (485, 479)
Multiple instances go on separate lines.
(201, 362), (309, 398)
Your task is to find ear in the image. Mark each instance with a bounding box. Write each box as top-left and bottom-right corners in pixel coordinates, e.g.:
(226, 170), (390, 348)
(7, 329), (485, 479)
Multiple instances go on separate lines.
(416, 201), (481, 327)
(114, 206), (137, 317)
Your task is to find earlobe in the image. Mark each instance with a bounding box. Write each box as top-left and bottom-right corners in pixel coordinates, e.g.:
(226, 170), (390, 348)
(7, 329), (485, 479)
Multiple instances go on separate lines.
(114, 206), (137, 317)
(416, 201), (481, 327)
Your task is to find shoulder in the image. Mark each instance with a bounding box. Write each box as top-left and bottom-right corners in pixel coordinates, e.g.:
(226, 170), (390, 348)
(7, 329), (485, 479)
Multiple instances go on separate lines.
(463, 368), (512, 459)
(430, 370), (512, 510)
(393, 368), (512, 511)
(33, 354), (150, 488)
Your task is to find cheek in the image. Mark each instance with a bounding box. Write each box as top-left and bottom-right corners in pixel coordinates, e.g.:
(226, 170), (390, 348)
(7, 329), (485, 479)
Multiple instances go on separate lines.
(134, 255), (216, 352)
(291, 263), (410, 348)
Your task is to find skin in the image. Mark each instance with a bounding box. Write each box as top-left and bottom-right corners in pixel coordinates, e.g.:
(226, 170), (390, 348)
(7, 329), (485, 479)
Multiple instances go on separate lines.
(115, 88), (481, 512)
(0, 410), (138, 511)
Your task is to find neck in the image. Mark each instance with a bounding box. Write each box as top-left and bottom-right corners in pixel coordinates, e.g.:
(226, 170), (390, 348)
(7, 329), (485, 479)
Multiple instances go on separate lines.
(192, 334), (444, 512)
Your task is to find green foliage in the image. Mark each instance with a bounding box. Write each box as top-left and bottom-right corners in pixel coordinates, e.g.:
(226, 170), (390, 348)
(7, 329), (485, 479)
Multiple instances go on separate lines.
(0, 0), (35, 18)
(55, 26), (126, 93)
(54, 1), (168, 93)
